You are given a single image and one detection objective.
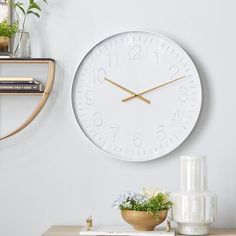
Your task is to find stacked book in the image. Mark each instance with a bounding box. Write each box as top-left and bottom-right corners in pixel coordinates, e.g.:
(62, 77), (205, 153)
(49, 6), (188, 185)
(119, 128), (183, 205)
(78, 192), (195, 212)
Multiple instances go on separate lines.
(0, 52), (11, 58)
(0, 77), (44, 93)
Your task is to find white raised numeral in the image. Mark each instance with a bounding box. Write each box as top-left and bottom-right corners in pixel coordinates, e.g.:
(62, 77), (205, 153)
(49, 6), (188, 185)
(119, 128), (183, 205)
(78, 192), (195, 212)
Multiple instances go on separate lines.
(172, 109), (180, 122)
(109, 127), (119, 142)
(178, 87), (188, 102)
(133, 133), (142, 147)
(85, 90), (95, 105)
(93, 112), (102, 127)
(169, 65), (179, 77)
(94, 68), (106, 83)
(107, 52), (118, 67)
(156, 126), (166, 141)
(129, 45), (142, 60)
(153, 49), (159, 64)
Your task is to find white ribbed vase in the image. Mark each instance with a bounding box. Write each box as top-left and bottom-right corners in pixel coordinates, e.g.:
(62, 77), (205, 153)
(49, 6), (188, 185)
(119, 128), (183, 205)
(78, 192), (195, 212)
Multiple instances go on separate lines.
(171, 156), (217, 235)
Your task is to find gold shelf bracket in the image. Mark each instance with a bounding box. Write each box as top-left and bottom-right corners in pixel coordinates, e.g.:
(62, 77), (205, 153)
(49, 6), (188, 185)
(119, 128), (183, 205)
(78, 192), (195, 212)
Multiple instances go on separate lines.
(0, 58), (56, 141)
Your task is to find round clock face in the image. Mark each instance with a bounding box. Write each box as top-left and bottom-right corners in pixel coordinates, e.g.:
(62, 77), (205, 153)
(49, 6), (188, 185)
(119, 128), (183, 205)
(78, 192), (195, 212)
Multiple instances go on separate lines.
(72, 31), (202, 162)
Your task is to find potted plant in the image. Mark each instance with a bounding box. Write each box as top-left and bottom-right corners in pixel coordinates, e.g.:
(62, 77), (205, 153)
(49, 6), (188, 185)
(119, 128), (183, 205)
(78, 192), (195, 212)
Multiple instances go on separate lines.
(0, 19), (18, 54)
(11, 0), (47, 57)
(113, 188), (172, 231)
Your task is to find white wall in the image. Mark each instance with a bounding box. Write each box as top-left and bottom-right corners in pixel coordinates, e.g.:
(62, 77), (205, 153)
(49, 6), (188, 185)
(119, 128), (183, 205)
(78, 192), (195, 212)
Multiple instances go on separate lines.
(1, 0), (236, 235)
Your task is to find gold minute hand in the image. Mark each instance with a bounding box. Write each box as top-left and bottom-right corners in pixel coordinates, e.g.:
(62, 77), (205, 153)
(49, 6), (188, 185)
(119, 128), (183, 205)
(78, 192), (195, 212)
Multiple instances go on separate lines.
(122, 76), (186, 103)
(104, 78), (151, 104)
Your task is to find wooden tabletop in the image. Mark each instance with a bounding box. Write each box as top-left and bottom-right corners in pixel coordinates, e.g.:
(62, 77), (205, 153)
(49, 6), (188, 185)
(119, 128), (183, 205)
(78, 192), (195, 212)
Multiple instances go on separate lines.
(42, 226), (82, 236)
(0, 58), (55, 61)
(41, 226), (236, 236)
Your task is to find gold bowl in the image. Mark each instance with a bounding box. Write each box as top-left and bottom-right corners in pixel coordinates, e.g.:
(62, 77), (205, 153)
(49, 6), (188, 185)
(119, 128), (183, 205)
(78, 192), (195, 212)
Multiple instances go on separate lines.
(121, 209), (168, 231)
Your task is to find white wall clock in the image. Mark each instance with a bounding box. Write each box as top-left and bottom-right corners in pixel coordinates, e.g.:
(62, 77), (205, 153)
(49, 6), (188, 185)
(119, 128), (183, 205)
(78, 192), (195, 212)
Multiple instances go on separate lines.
(72, 31), (202, 162)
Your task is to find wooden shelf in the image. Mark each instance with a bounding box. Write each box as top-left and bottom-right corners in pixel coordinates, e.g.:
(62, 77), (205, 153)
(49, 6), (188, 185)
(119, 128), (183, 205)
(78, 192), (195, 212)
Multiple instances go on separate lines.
(0, 58), (56, 140)
(0, 58), (55, 62)
(0, 92), (44, 96)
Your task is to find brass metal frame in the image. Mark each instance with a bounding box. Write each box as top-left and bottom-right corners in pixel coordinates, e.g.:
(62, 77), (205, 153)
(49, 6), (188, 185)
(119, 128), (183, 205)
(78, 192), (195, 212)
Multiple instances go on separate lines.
(0, 58), (55, 140)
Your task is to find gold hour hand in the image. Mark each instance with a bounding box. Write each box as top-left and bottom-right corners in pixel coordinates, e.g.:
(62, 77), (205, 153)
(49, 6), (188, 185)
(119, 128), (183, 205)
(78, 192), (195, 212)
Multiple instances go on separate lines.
(104, 78), (151, 104)
(122, 76), (187, 102)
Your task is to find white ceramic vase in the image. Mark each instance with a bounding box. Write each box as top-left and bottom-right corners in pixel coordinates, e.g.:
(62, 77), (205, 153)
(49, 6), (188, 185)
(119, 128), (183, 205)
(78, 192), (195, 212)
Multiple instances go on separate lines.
(171, 156), (217, 235)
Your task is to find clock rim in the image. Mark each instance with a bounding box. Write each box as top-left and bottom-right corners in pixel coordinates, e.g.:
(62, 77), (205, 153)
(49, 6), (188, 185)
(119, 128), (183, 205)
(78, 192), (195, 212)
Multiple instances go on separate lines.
(71, 30), (203, 162)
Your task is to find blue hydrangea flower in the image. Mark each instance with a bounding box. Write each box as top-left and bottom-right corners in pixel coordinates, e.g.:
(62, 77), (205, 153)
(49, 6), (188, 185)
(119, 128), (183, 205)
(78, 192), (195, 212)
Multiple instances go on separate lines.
(112, 191), (148, 208)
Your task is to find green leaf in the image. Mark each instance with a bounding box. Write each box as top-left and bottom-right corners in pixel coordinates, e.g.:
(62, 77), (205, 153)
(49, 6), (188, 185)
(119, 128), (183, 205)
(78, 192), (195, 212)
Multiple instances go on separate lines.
(29, 3), (41, 11)
(15, 2), (24, 7)
(18, 6), (26, 14)
(27, 10), (40, 18)
(15, 3), (26, 15)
